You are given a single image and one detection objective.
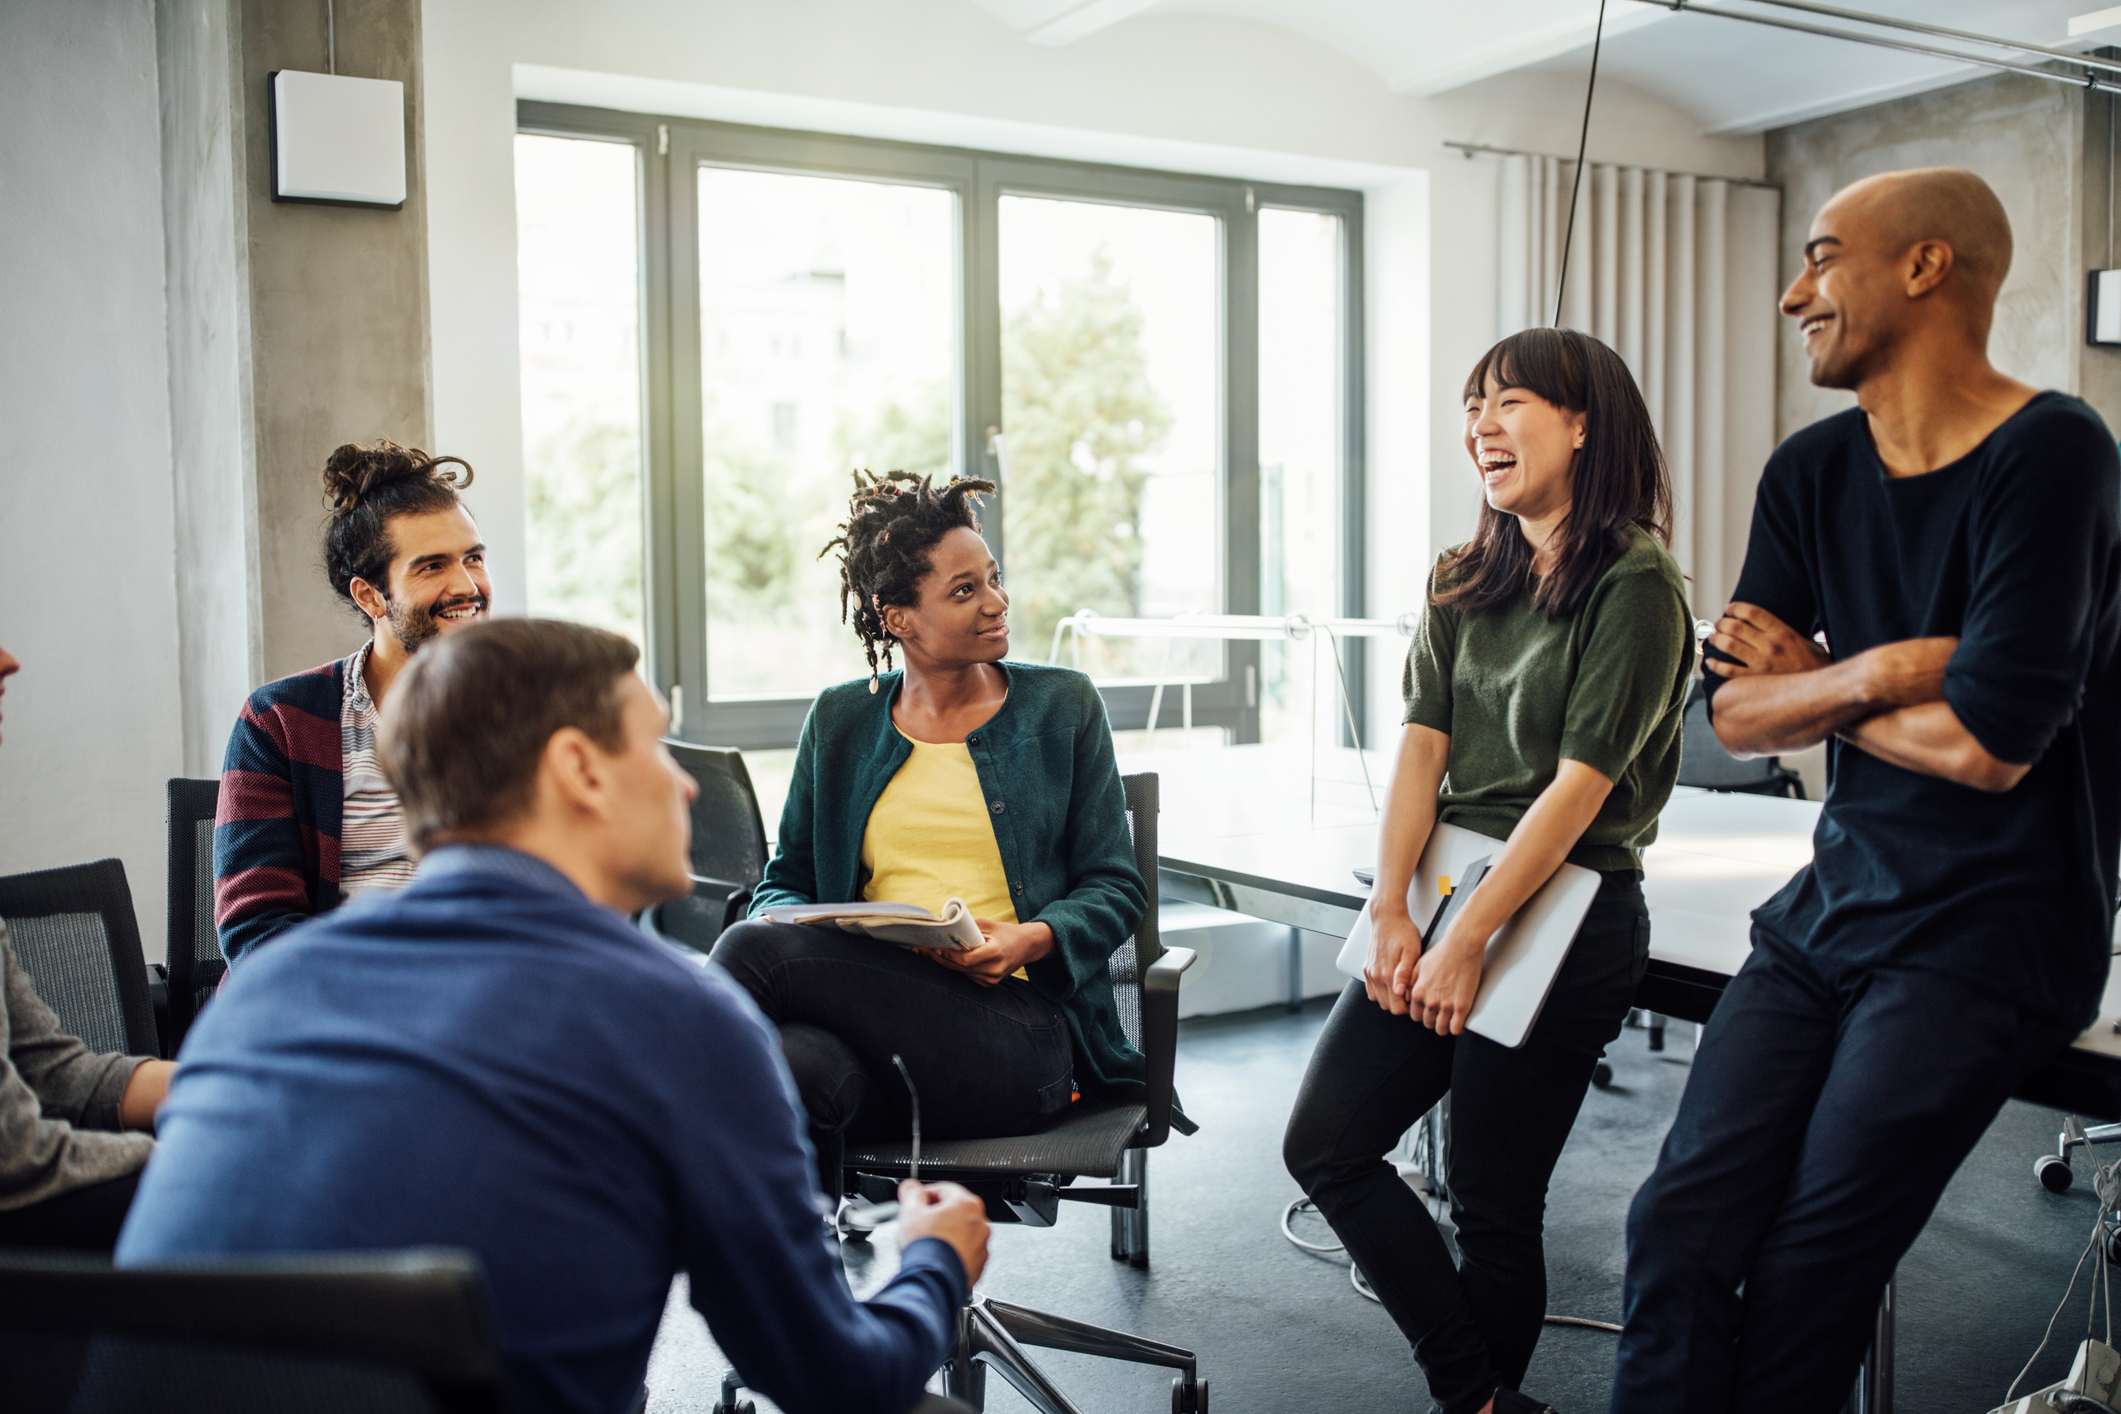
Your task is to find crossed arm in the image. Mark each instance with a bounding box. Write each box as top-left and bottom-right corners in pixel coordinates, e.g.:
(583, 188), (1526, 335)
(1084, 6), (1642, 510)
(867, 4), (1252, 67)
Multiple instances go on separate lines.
(1704, 606), (2030, 794)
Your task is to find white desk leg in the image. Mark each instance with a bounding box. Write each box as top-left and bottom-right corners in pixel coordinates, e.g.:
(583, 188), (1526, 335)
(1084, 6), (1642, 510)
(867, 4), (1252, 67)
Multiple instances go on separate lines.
(1286, 927), (1303, 1013)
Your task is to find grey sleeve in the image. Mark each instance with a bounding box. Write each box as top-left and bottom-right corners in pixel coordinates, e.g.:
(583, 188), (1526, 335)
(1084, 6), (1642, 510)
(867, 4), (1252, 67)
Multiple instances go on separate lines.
(4, 925), (146, 1131)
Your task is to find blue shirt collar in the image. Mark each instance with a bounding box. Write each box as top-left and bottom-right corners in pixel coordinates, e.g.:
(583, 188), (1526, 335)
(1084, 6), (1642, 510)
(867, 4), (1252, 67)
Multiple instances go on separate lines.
(415, 843), (591, 903)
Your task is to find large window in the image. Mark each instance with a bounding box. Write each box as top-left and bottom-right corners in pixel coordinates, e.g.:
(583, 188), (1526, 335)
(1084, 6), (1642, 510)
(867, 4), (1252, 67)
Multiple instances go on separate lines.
(999, 194), (1222, 682)
(515, 133), (647, 647)
(516, 105), (1362, 748)
(695, 169), (960, 700)
(1258, 205), (1356, 743)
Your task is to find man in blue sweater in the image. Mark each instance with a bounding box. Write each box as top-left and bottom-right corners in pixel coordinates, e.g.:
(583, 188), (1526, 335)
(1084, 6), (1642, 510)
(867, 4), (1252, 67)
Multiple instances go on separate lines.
(120, 618), (987, 1414)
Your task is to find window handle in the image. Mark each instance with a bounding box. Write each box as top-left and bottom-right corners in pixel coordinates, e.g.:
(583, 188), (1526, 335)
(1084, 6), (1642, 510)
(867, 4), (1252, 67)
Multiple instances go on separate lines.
(985, 425), (1008, 481)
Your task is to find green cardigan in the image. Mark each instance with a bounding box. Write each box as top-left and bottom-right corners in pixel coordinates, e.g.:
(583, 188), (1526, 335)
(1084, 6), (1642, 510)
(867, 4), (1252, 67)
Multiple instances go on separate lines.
(750, 661), (1149, 1096)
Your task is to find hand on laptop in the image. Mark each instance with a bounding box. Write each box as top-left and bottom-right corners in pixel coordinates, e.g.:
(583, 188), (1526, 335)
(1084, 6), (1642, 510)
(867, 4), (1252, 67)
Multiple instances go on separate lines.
(897, 1179), (990, 1287)
(1408, 932), (1482, 1036)
(1363, 910), (1424, 1016)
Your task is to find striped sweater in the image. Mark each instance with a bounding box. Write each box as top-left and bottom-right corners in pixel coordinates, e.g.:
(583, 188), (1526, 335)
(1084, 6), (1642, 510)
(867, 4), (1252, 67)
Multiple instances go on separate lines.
(214, 659), (348, 965)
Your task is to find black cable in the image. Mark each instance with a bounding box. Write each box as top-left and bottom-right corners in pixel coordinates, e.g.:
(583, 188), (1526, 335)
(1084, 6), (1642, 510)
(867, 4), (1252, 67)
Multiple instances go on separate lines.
(1553, 0), (1610, 327)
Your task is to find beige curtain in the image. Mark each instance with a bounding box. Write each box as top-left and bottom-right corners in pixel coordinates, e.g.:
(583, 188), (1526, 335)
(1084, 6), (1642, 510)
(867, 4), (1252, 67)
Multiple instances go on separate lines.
(1496, 156), (1781, 614)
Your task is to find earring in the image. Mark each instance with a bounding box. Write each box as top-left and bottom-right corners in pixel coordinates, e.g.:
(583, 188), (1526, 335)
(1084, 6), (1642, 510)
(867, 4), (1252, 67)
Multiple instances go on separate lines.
(868, 668), (879, 695)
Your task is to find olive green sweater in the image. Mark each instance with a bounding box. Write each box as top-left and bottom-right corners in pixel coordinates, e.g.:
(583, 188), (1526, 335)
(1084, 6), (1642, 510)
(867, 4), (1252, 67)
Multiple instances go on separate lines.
(1403, 527), (1694, 871)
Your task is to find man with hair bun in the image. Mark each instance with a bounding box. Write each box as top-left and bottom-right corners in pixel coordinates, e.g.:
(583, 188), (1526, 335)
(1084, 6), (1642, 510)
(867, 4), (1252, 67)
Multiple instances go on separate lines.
(1613, 167), (2121, 1410)
(211, 440), (493, 965)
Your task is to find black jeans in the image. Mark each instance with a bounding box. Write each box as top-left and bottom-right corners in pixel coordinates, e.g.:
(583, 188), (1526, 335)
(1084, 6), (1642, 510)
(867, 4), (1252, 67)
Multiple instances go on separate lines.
(1283, 871), (1650, 1414)
(1612, 934), (2073, 1413)
(711, 920), (1075, 1193)
(0, 1170), (142, 1252)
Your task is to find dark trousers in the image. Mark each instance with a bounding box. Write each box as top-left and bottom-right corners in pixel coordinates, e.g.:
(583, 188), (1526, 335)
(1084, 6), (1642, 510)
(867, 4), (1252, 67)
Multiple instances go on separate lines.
(1283, 873), (1650, 1414)
(0, 1170), (142, 1253)
(1612, 934), (2074, 1413)
(711, 919), (1074, 1195)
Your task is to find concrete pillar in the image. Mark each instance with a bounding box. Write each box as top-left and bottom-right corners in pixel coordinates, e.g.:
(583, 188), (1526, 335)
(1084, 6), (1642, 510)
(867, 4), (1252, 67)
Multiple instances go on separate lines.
(156, 0), (432, 753)
(238, 0), (432, 683)
(157, 0), (260, 775)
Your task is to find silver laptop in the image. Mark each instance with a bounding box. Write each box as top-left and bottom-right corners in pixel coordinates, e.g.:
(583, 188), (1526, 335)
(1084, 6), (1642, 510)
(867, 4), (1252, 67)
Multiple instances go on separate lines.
(1332, 821), (1603, 1048)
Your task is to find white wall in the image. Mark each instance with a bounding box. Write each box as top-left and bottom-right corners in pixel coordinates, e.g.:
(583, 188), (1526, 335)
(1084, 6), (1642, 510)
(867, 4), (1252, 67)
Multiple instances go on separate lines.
(0, 1), (181, 962)
(423, 0), (1767, 729)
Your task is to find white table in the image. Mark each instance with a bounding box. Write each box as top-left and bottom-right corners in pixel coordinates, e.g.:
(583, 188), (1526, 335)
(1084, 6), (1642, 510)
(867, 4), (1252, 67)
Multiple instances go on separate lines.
(1128, 744), (2121, 1090)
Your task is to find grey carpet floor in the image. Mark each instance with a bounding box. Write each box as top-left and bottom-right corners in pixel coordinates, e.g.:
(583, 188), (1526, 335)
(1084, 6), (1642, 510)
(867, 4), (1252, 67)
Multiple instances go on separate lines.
(646, 1000), (2112, 1414)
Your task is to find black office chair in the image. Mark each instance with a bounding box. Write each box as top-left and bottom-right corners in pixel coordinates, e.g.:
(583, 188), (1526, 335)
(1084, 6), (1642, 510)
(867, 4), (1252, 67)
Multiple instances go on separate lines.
(0, 1247), (508, 1414)
(1677, 681), (1806, 799)
(0, 859), (159, 1058)
(645, 741), (770, 952)
(163, 778), (227, 1055)
(717, 772), (1207, 1414)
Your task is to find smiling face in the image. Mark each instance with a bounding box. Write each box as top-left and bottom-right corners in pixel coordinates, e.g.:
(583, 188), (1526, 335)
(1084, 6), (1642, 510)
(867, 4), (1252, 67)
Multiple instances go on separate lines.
(351, 506), (492, 655)
(1462, 372), (1586, 525)
(880, 526), (1009, 668)
(1781, 185), (1917, 392)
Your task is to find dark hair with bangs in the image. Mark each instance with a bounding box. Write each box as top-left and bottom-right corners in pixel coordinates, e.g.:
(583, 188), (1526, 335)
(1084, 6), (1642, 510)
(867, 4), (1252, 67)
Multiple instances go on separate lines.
(1437, 328), (1672, 618)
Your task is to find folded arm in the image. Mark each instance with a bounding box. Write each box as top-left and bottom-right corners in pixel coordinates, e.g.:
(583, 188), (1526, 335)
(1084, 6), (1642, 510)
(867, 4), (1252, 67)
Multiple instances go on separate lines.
(1709, 606), (2036, 793)
(1837, 701), (2029, 793)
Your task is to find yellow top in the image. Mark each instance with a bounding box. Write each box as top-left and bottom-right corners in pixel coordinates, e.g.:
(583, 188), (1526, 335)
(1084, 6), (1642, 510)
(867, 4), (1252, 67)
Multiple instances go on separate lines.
(862, 734), (1022, 975)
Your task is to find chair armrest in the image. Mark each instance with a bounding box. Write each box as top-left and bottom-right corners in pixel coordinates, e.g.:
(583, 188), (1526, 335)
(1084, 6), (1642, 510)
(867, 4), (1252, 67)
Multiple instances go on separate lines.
(721, 886), (756, 935)
(147, 966), (172, 1059)
(1135, 946), (1195, 1149)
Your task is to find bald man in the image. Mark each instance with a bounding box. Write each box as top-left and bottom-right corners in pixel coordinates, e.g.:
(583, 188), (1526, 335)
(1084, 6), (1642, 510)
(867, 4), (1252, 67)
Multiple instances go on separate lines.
(1613, 168), (2121, 1411)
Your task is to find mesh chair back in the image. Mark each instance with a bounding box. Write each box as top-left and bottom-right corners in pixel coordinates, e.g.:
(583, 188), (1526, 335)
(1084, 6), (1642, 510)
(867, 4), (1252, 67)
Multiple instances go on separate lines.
(165, 778), (226, 1053)
(0, 1248), (506, 1414)
(1109, 773), (1160, 1052)
(1677, 683), (1794, 792)
(658, 742), (770, 949)
(0, 859), (157, 1057)
(671, 742), (770, 889)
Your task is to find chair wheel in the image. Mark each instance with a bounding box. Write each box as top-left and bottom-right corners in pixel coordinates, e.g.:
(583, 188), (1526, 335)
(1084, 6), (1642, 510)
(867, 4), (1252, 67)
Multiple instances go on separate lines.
(1171, 1375), (1208, 1413)
(712, 1370), (753, 1414)
(2106, 1226), (2121, 1265)
(2038, 1154), (2075, 1193)
(1591, 1061), (1614, 1089)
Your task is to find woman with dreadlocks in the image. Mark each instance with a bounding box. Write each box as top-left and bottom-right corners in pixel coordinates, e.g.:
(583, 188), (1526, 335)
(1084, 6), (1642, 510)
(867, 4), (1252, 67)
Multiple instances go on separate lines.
(711, 470), (1159, 1205)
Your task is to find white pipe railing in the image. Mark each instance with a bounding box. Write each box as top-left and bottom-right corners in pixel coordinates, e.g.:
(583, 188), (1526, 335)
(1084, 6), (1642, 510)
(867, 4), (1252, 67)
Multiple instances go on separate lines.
(1047, 611), (1415, 819)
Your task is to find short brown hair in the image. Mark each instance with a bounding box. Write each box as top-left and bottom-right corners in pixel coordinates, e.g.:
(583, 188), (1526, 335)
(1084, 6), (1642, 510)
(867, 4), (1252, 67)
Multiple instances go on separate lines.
(379, 618), (640, 851)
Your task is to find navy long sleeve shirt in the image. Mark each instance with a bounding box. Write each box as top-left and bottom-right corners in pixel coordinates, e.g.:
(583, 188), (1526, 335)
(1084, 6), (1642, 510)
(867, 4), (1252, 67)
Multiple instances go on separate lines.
(117, 845), (965, 1414)
(1705, 393), (2121, 1026)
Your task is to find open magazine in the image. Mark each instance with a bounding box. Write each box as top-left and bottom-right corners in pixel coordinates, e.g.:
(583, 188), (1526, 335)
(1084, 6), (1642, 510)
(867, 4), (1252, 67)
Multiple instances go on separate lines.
(757, 898), (984, 953)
